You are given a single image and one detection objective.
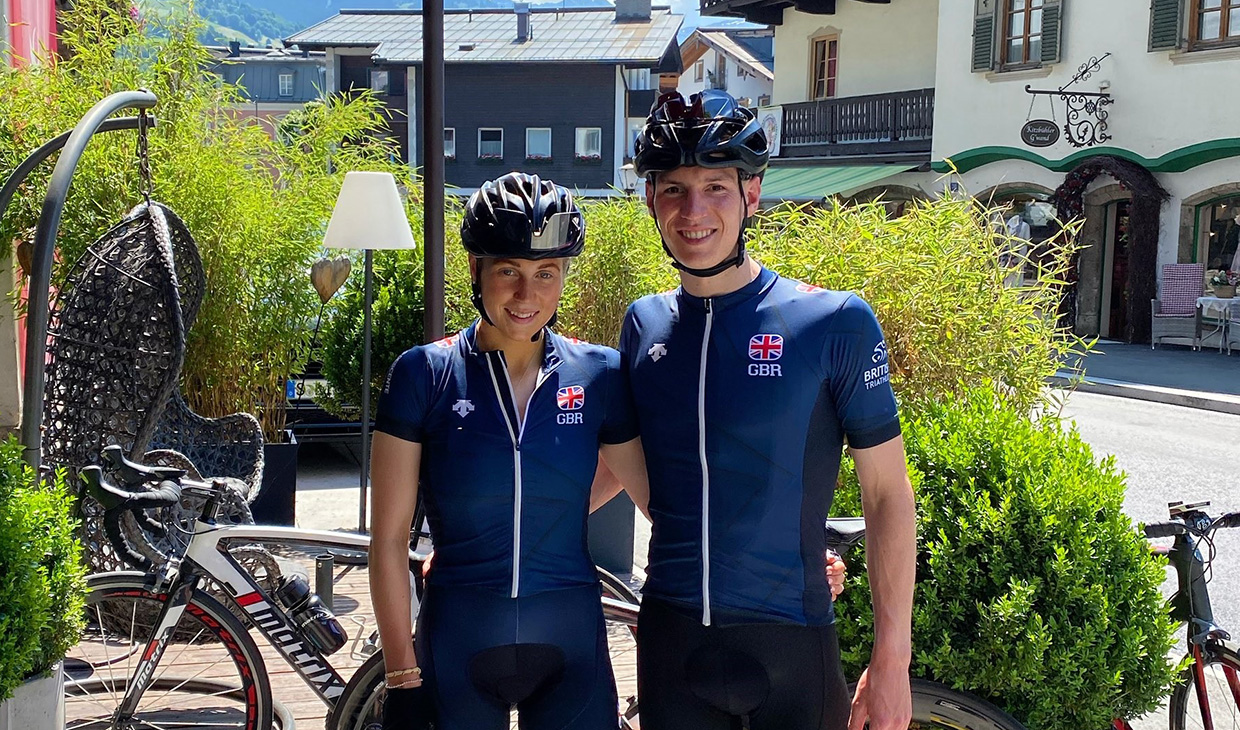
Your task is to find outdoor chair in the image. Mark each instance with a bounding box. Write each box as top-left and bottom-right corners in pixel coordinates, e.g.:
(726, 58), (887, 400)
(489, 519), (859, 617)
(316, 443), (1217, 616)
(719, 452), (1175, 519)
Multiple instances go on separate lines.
(1151, 263), (1205, 350)
(41, 201), (264, 573)
(1227, 305), (1240, 356)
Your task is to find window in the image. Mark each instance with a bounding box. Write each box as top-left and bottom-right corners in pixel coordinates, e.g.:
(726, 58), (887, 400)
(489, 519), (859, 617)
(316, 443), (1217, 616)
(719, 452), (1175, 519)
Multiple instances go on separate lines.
(278, 73), (294, 97)
(478, 128), (503, 158)
(575, 127), (602, 159)
(757, 94), (771, 107)
(1191, 0), (1240, 47)
(710, 54), (728, 90)
(526, 127), (552, 159)
(810, 35), (838, 100)
(1001, 0), (1044, 68)
(444, 128), (456, 159)
(370, 69), (390, 94)
(694, 60), (704, 82)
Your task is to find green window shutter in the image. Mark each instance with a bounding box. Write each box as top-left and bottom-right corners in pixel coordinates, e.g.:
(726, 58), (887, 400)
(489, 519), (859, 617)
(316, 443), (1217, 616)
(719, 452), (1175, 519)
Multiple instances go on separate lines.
(1041, 0), (1063, 65)
(1149, 0), (1183, 51)
(972, 0), (996, 72)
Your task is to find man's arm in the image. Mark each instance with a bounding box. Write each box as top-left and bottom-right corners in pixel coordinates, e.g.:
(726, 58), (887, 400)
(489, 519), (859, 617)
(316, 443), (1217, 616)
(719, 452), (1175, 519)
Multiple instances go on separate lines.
(596, 437), (651, 520)
(369, 431), (422, 676)
(848, 434), (916, 730)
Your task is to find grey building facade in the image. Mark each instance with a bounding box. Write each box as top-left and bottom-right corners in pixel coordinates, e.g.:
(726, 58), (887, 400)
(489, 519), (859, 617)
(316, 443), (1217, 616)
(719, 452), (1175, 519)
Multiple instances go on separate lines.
(287, 2), (682, 195)
(206, 43), (327, 135)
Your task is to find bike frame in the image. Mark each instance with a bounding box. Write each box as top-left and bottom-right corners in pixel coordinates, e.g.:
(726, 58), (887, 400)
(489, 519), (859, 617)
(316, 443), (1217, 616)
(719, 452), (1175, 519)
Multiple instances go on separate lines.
(113, 521), (424, 719)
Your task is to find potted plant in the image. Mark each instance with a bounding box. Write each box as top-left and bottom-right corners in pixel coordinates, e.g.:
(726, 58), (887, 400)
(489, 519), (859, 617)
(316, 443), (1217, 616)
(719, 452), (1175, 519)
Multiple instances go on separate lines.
(1210, 270), (1237, 298)
(0, 436), (86, 730)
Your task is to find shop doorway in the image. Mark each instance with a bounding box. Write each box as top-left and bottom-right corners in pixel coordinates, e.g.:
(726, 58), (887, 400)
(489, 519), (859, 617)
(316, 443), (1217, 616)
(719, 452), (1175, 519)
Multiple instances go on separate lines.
(1099, 200), (1131, 339)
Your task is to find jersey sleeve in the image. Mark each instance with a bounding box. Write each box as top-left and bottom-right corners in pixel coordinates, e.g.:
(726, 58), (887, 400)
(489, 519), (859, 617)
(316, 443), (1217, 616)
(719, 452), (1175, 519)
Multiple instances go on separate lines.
(599, 347), (639, 445)
(374, 347), (434, 443)
(824, 295), (901, 449)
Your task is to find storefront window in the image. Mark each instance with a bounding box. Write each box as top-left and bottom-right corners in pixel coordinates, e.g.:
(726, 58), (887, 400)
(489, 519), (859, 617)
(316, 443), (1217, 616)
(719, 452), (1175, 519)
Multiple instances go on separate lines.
(1204, 198), (1240, 272)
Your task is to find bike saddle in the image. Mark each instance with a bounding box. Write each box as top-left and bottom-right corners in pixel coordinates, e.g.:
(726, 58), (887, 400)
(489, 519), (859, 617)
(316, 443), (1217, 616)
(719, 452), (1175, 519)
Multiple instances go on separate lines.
(824, 517), (867, 554)
(469, 643), (566, 706)
(685, 645), (770, 723)
(101, 444), (186, 486)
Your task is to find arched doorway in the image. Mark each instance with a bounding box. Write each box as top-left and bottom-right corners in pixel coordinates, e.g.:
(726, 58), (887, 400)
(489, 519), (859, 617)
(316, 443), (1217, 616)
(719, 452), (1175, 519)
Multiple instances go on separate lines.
(1051, 156), (1168, 344)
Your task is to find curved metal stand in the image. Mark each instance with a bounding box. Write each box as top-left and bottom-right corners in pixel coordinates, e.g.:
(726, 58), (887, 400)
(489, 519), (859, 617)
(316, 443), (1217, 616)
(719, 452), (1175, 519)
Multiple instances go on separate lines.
(2, 90), (158, 470)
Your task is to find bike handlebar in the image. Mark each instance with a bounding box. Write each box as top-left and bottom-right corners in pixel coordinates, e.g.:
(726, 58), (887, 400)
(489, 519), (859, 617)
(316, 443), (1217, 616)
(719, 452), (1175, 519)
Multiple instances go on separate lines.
(1144, 511), (1240, 540)
(82, 465), (183, 572)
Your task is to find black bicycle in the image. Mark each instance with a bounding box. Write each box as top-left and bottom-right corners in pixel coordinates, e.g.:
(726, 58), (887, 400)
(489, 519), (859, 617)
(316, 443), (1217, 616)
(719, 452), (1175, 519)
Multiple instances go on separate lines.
(1111, 500), (1240, 730)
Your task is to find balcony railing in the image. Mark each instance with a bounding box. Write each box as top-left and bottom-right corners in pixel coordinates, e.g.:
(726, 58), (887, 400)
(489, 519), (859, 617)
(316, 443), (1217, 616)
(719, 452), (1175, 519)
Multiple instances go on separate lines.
(780, 88), (934, 159)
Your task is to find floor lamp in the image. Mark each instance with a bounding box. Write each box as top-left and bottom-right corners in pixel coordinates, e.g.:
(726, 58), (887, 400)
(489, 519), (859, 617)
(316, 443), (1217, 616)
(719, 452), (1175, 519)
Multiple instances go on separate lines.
(323, 171), (416, 533)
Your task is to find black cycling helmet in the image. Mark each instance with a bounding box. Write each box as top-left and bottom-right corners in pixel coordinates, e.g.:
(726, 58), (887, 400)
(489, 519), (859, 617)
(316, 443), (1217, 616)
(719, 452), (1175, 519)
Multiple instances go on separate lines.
(633, 90), (770, 278)
(634, 89), (769, 178)
(462, 172), (584, 331)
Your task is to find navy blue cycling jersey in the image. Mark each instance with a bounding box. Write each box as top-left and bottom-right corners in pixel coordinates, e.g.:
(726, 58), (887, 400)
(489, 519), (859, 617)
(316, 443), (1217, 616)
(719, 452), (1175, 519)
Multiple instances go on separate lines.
(375, 322), (638, 597)
(620, 266), (900, 627)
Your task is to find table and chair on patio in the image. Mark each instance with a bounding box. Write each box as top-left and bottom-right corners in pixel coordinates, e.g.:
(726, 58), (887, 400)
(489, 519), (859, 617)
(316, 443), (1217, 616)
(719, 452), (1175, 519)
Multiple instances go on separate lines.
(1151, 262), (1240, 355)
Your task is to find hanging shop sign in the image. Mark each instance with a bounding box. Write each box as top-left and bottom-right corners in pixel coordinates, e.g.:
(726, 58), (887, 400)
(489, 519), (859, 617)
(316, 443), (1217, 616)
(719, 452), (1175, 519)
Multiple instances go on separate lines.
(1023, 53), (1113, 148)
(1020, 120), (1060, 148)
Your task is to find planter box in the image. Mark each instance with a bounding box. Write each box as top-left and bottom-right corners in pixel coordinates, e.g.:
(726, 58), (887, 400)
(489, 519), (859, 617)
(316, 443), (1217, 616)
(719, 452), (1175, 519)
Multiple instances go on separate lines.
(0, 662), (63, 730)
(252, 431), (299, 525)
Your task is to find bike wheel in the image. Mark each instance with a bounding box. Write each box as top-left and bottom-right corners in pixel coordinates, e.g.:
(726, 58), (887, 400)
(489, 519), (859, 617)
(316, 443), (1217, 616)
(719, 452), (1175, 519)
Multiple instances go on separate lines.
(65, 572), (275, 730)
(1170, 647), (1240, 730)
(328, 650), (386, 730)
(908, 679), (1027, 730)
(597, 567), (640, 710)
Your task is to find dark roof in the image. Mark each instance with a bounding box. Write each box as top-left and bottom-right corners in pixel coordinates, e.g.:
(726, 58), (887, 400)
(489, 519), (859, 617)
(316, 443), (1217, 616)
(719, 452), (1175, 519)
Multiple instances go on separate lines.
(286, 7), (682, 64)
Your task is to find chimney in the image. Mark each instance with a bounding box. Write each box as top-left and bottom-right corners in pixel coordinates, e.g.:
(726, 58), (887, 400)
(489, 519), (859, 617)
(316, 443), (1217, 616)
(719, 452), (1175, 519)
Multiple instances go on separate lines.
(615, 0), (651, 21)
(515, 3), (531, 43)
(228, 40), (241, 57)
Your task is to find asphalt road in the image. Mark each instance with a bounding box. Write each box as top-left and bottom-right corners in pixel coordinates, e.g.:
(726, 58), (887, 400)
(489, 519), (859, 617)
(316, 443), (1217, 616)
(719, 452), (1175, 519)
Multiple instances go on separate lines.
(1060, 391), (1240, 729)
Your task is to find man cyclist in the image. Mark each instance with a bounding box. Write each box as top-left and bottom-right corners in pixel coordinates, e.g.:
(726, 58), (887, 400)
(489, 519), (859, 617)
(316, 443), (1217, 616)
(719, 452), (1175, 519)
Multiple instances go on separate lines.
(368, 172), (645, 730)
(617, 89), (917, 730)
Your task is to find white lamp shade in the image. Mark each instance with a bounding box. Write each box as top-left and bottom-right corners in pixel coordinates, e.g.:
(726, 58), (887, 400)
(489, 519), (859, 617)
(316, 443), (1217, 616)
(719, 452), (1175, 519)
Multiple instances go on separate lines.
(323, 171), (417, 251)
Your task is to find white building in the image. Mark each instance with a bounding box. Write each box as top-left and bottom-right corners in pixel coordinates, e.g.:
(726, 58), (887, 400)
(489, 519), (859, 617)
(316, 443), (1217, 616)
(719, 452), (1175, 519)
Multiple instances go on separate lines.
(702, 0), (1240, 342)
(674, 28), (775, 108)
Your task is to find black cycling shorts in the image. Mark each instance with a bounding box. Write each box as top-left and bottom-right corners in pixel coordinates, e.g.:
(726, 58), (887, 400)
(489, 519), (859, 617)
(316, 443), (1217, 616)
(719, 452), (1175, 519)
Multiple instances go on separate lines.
(636, 596), (850, 730)
(415, 583), (618, 730)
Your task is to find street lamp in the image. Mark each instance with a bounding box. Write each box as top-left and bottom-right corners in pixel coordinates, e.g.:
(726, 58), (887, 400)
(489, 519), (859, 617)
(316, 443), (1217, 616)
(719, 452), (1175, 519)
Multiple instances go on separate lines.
(619, 162), (638, 196)
(323, 171), (416, 533)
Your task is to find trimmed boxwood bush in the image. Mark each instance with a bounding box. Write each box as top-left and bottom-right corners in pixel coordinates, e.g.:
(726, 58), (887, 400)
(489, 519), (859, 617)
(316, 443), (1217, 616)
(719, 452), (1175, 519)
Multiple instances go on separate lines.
(830, 388), (1177, 730)
(0, 436), (86, 701)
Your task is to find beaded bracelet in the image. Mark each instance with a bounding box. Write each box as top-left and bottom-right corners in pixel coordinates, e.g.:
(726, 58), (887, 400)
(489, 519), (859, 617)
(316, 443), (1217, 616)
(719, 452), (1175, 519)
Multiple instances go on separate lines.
(385, 667), (422, 680)
(386, 677), (423, 690)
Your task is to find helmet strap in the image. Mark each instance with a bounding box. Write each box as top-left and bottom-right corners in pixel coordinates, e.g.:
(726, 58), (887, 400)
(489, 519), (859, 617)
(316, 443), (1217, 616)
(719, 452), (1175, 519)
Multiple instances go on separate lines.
(470, 275), (495, 327)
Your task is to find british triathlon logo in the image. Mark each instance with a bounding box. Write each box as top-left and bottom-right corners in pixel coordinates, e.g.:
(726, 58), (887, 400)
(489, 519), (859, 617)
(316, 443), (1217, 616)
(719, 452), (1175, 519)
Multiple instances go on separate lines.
(864, 341), (891, 391)
(556, 386), (585, 425)
(748, 334), (784, 377)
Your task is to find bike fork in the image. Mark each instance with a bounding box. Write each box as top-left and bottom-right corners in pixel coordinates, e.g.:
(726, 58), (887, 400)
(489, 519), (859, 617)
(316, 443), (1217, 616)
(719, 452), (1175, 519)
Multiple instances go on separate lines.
(1192, 644), (1215, 730)
(112, 579), (198, 724)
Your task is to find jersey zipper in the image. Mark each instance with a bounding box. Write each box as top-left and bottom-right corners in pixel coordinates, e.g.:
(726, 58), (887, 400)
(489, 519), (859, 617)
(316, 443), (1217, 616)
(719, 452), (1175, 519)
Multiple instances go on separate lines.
(485, 351), (556, 599)
(699, 298), (713, 626)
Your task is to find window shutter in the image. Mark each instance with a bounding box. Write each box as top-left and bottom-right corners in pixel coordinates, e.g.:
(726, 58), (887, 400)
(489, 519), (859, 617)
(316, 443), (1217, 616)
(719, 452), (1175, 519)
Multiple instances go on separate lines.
(1041, 0), (1063, 65)
(1149, 0), (1183, 51)
(972, 0), (997, 72)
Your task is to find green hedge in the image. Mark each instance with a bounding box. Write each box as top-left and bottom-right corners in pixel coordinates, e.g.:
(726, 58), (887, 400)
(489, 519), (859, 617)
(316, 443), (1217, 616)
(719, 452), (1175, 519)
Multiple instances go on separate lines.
(0, 437), (86, 701)
(830, 389), (1177, 730)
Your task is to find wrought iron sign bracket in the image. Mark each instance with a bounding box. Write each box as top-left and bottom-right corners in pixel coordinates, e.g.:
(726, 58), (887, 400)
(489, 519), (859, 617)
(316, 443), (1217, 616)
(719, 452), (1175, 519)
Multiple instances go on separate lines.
(1024, 53), (1114, 148)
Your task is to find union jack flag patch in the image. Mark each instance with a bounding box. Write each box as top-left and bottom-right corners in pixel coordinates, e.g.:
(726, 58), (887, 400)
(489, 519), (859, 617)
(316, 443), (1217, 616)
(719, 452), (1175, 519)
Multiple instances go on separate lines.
(556, 385), (585, 410)
(749, 334), (784, 361)
(796, 282), (826, 294)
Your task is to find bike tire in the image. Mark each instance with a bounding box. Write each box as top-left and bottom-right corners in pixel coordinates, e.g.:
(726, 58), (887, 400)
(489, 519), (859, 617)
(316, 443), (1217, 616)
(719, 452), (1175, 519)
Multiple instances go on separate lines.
(65, 572), (275, 730)
(1169, 644), (1240, 730)
(907, 679), (1027, 730)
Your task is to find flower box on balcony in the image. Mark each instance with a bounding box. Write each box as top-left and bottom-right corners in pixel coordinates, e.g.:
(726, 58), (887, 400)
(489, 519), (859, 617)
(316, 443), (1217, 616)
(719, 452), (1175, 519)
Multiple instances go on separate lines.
(525, 154), (553, 163)
(574, 154), (602, 163)
(477, 154), (504, 162)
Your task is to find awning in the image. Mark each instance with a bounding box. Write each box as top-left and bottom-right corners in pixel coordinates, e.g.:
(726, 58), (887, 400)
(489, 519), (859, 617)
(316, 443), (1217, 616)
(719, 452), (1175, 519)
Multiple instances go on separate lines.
(760, 164), (915, 202)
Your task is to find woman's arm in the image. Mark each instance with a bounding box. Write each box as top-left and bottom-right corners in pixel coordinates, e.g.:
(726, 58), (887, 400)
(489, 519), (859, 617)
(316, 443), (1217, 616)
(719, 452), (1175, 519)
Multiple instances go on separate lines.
(597, 437), (651, 520)
(368, 431), (423, 675)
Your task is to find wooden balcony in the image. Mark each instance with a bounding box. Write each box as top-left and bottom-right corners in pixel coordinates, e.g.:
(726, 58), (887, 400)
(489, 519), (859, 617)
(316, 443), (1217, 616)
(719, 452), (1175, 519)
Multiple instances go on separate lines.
(779, 88), (933, 160)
